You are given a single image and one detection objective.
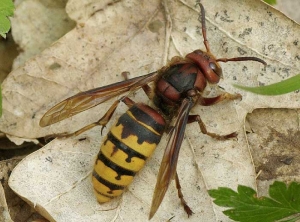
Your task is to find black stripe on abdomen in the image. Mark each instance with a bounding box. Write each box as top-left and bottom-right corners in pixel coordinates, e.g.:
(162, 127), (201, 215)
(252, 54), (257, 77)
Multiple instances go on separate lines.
(97, 152), (136, 180)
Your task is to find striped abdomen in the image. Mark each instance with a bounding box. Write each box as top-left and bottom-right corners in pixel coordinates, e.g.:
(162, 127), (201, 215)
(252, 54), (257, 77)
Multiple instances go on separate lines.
(92, 103), (166, 203)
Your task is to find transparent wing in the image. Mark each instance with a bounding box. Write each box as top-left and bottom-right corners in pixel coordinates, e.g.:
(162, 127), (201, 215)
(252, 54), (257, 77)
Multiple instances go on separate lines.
(40, 71), (158, 127)
(149, 98), (194, 219)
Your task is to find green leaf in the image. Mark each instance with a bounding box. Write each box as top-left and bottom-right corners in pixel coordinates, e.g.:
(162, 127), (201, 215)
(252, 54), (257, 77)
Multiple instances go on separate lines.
(233, 74), (300, 95)
(263, 0), (277, 5)
(0, 0), (14, 38)
(208, 181), (300, 222)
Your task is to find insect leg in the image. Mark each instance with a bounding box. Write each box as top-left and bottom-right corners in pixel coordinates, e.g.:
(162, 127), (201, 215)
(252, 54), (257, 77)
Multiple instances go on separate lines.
(60, 96), (135, 138)
(198, 92), (242, 106)
(188, 115), (237, 140)
(121, 71), (130, 80)
(141, 84), (155, 100)
(175, 172), (194, 217)
(122, 71), (154, 99)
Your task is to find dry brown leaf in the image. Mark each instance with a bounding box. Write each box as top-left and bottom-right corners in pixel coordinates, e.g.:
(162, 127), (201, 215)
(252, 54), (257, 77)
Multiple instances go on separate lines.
(276, 0), (300, 23)
(0, 184), (13, 222)
(0, 145), (50, 222)
(3, 0), (300, 221)
(246, 108), (300, 195)
(11, 0), (75, 69)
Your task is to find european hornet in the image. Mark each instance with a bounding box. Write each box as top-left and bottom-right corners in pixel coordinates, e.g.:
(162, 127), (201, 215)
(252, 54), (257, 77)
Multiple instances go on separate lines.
(40, 2), (266, 219)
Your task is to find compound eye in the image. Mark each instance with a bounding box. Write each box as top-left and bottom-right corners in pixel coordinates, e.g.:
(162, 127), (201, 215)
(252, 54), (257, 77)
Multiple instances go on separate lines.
(209, 62), (222, 77)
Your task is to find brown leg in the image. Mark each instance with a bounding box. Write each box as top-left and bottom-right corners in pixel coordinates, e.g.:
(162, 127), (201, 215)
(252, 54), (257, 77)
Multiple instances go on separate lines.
(142, 84), (154, 100)
(175, 172), (193, 217)
(121, 71), (130, 80)
(198, 92), (241, 106)
(122, 71), (154, 100)
(188, 115), (237, 140)
(60, 96), (135, 138)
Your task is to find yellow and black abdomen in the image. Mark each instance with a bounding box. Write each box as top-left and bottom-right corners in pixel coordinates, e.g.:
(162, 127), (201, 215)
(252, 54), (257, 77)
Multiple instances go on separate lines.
(92, 103), (166, 203)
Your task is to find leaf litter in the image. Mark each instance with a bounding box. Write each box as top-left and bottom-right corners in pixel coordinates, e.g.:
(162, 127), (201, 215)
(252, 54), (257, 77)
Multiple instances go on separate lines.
(1, 0), (300, 221)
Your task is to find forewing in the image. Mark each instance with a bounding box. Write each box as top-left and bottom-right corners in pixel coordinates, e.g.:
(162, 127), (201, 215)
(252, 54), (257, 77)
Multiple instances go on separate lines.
(149, 98), (194, 219)
(40, 71), (158, 127)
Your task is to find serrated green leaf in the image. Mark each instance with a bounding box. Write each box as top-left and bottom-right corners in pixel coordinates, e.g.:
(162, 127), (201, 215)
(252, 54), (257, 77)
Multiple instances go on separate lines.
(208, 181), (300, 222)
(0, 0), (14, 38)
(233, 74), (300, 95)
(269, 182), (300, 210)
